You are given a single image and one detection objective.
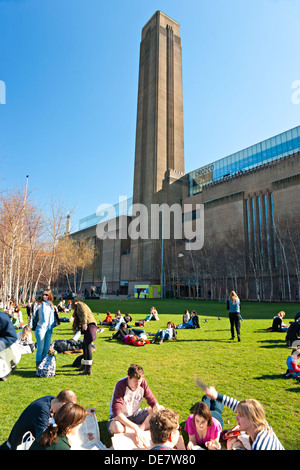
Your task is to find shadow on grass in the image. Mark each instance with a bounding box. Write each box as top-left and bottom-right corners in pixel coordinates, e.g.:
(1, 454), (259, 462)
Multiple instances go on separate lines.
(10, 368), (36, 379)
(254, 373), (289, 380)
(258, 339), (287, 349)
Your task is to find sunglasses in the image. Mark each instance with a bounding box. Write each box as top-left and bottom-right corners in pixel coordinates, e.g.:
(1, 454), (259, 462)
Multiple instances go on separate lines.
(43, 293), (49, 296)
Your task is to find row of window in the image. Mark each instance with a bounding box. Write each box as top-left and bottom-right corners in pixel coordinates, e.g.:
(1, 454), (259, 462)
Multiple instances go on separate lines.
(245, 193), (277, 270)
(190, 125), (300, 195)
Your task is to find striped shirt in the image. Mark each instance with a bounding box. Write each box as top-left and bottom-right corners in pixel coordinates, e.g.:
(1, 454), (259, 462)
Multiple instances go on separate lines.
(218, 393), (284, 450)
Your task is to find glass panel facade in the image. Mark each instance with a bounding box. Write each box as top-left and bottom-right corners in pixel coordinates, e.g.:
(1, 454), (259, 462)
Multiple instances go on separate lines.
(78, 197), (133, 231)
(189, 125), (300, 196)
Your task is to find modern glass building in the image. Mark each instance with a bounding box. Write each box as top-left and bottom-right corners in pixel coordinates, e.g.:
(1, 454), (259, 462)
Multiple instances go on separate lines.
(77, 197), (133, 232)
(189, 125), (300, 196)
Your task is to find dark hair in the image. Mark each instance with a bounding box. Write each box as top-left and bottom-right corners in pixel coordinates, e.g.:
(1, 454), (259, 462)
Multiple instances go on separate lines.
(127, 363), (144, 379)
(193, 402), (213, 427)
(37, 403), (86, 447)
(150, 409), (179, 444)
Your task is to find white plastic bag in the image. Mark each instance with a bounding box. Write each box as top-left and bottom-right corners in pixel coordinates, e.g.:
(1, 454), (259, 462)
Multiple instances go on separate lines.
(16, 431), (35, 450)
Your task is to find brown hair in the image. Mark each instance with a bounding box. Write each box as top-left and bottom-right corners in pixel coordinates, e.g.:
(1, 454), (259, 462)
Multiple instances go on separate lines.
(150, 409), (179, 444)
(193, 402), (213, 427)
(127, 363), (144, 379)
(37, 403), (86, 447)
(39, 289), (53, 306)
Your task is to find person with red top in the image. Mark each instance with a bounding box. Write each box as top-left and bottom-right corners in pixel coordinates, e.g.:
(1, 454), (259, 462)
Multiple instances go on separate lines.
(107, 363), (163, 448)
(286, 348), (300, 379)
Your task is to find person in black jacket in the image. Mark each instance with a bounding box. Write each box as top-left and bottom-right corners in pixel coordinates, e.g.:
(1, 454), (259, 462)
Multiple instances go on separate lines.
(1, 389), (78, 450)
(285, 319), (300, 347)
(109, 322), (145, 342)
(176, 310), (200, 329)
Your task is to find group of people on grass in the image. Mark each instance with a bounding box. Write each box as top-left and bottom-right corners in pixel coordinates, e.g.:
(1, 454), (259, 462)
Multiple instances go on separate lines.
(1, 289), (299, 451)
(0, 363), (285, 451)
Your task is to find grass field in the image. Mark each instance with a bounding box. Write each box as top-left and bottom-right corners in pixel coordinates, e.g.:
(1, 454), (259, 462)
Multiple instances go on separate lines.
(1, 299), (299, 450)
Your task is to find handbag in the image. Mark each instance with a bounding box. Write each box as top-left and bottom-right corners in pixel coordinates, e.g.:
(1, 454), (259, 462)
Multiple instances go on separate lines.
(16, 431), (35, 450)
(36, 354), (56, 378)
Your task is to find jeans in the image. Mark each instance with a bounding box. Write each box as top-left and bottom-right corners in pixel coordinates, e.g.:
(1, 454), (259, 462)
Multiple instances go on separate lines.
(35, 327), (53, 364)
(202, 395), (224, 428)
(229, 312), (240, 338)
(176, 323), (193, 329)
(154, 330), (171, 341)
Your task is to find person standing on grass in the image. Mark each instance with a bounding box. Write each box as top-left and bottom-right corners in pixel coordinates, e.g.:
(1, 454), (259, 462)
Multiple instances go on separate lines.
(30, 289), (59, 369)
(228, 291), (241, 342)
(204, 385), (284, 450)
(72, 299), (97, 376)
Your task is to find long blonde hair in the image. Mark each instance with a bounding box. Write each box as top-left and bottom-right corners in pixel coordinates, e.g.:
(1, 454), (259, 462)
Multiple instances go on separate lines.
(236, 399), (268, 434)
(229, 291), (239, 304)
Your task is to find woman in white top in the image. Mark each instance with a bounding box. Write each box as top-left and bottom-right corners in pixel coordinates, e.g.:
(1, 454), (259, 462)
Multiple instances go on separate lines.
(30, 289), (57, 369)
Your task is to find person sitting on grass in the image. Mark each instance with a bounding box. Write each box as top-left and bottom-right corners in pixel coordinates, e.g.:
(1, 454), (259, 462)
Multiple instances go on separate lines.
(150, 408), (186, 450)
(107, 364), (164, 449)
(285, 347), (300, 379)
(176, 310), (200, 329)
(124, 313), (133, 324)
(271, 311), (289, 332)
(151, 322), (177, 344)
(29, 403), (87, 451)
(144, 306), (159, 322)
(182, 309), (190, 324)
(99, 311), (113, 326)
(285, 318), (300, 346)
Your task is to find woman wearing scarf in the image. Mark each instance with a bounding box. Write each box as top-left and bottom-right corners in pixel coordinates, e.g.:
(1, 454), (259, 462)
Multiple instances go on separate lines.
(30, 289), (58, 369)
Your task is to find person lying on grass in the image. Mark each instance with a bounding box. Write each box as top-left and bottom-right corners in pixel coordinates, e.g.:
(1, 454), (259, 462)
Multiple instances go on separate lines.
(151, 322), (177, 344)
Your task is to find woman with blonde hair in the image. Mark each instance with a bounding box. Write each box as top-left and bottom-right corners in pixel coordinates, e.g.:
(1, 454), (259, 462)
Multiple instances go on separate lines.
(228, 291), (241, 341)
(272, 311), (289, 332)
(204, 386), (284, 450)
(29, 402), (87, 450)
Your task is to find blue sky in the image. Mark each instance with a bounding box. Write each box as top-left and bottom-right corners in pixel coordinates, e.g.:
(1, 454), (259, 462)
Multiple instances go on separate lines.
(1, 0), (300, 231)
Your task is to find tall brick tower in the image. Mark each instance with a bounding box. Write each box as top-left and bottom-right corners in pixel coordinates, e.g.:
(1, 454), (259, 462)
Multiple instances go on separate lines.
(129, 11), (186, 293)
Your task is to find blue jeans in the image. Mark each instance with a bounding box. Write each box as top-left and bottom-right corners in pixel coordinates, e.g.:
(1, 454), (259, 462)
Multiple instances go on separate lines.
(176, 323), (193, 329)
(154, 330), (171, 341)
(35, 327), (53, 364)
(202, 395), (224, 428)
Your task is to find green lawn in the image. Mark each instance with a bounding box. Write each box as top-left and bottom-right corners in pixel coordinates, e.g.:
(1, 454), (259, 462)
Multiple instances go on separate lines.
(1, 299), (299, 450)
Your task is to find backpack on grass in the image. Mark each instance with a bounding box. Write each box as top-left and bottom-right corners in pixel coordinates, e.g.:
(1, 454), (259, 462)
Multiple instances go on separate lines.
(36, 354), (56, 378)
